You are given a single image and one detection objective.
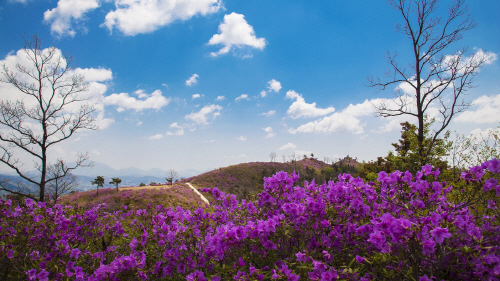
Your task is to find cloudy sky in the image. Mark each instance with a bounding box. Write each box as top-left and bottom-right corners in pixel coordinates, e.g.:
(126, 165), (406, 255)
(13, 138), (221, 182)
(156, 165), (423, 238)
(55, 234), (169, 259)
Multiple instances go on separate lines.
(0, 0), (499, 176)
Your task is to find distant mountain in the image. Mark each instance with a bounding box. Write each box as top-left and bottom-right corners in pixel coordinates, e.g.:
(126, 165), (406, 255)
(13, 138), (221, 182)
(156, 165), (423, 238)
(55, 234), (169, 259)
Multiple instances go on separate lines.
(72, 162), (204, 179)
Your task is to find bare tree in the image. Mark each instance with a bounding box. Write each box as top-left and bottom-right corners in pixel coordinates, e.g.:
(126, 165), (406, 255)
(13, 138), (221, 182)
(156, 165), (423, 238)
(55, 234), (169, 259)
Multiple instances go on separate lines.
(0, 35), (98, 202)
(46, 161), (79, 202)
(269, 152), (277, 162)
(289, 152), (297, 162)
(324, 157), (330, 164)
(166, 169), (178, 185)
(282, 155), (287, 163)
(368, 0), (492, 165)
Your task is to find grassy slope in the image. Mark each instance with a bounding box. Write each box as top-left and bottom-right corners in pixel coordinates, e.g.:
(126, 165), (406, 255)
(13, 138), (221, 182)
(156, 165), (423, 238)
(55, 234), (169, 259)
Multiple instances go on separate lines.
(188, 158), (342, 200)
(58, 157), (360, 210)
(58, 183), (207, 212)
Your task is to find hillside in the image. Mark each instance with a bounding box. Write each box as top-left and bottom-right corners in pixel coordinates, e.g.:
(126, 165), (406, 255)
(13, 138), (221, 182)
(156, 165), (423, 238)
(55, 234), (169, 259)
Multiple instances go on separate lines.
(188, 157), (360, 200)
(8, 157), (360, 210)
(58, 183), (206, 213)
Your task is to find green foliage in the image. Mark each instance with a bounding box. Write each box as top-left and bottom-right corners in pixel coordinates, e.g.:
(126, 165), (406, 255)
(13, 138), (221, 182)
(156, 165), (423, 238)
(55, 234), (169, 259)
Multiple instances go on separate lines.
(139, 183), (146, 187)
(90, 176), (104, 196)
(109, 178), (122, 191)
(387, 119), (451, 173)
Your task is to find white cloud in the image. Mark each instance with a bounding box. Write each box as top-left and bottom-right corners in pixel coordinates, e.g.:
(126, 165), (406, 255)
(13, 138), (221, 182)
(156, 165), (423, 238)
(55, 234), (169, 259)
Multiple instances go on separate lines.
(260, 110), (276, 117)
(103, 0), (222, 36)
(235, 94), (249, 101)
(167, 122), (185, 136)
(286, 90), (335, 119)
(186, 74), (199, 86)
(236, 136), (247, 141)
(148, 134), (163, 140)
(263, 127), (276, 138)
(208, 12), (266, 57)
(116, 107), (125, 112)
(443, 49), (498, 75)
(455, 94), (500, 123)
(192, 94), (202, 100)
(103, 89), (170, 111)
(185, 104), (222, 125)
(267, 79), (281, 93)
(279, 142), (297, 150)
(134, 89), (148, 99)
(136, 121), (142, 126)
(71, 67), (112, 82)
(288, 99), (378, 135)
(216, 95), (225, 101)
(44, 0), (100, 37)
(260, 90), (267, 98)
(9, 0), (32, 3)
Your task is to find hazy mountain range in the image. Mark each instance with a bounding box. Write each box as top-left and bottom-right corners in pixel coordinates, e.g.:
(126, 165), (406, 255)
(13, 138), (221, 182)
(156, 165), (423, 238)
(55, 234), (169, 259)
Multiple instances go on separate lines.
(0, 162), (205, 192)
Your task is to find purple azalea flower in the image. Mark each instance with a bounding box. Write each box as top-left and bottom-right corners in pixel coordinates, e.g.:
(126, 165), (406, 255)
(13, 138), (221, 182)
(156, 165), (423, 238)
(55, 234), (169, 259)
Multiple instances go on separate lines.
(355, 255), (366, 263)
(422, 164), (433, 176)
(484, 178), (498, 191)
(321, 270), (338, 281)
(430, 227), (451, 244)
(482, 158), (500, 173)
(7, 249), (14, 258)
(70, 248), (81, 259)
(368, 230), (386, 250)
(296, 251), (307, 262)
(422, 239), (436, 255)
(26, 269), (37, 281)
(66, 261), (75, 277)
(36, 269), (49, 281)
(419, 275), (433, 281)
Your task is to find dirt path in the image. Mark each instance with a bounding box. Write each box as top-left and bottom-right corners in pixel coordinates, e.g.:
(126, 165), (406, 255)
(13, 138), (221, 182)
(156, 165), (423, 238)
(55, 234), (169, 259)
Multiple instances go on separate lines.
(118, 183), (209, 205)
(186, 183), (210, 205)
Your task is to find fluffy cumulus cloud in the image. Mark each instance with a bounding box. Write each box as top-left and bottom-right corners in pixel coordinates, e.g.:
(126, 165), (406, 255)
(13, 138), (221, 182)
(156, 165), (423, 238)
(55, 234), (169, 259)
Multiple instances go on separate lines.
(44, 0), (100, 37)
(216, 95), (225, 101)
(455, 94), (500, 124)
(208, 12), (266, 57)
(103, 89), (170, 111)
(192, 94), (202, 100)
(185, 104), (222, 125)
(236, 136), (247, 141)
(186, 74), (199, 86)
(72, 67), (112, 82)
(286, 90), (335, 119)
(279, 142), (297, 150)
(261, 79), (281, 97)
(167, 122), (184, 136)
(0, 47), (114, 129)
(263, 127), (275, 138)
(103, 0), (222, 36)
(288, 99), (378, 135)
(235, 94), (249, 101)
(267, 79), (281, 93)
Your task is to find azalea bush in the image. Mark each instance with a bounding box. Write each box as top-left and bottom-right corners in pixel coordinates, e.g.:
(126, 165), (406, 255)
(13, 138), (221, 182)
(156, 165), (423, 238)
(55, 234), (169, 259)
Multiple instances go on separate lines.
(1, 160), (499, 280)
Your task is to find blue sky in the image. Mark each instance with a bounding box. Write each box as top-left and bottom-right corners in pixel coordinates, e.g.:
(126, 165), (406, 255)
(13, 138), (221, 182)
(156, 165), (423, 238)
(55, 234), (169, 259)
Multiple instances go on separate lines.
(0, 0), (499, 176)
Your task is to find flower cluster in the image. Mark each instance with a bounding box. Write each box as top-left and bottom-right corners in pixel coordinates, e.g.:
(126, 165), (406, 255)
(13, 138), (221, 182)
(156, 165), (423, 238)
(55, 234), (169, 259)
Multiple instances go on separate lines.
(1, 159), (499, 280)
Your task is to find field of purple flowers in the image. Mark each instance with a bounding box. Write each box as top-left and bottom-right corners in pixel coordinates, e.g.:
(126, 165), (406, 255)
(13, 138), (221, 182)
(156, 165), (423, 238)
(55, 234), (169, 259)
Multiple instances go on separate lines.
(1, 159), (500, 280)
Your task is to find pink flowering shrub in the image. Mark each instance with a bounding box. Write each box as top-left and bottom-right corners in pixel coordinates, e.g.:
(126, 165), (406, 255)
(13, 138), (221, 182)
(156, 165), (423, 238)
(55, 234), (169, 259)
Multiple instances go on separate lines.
(0, 159), (499, 280)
